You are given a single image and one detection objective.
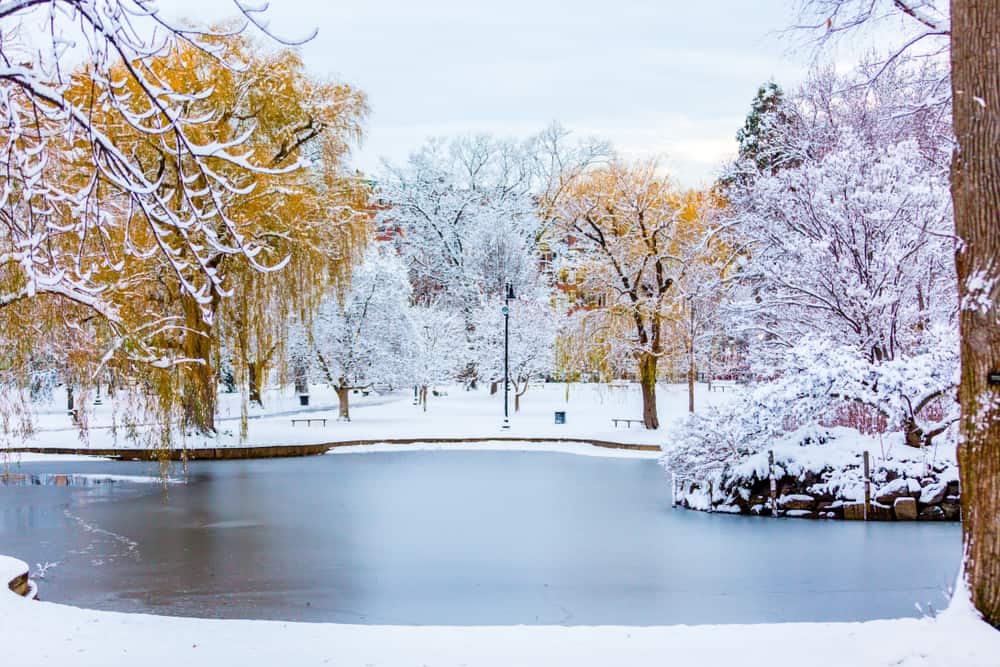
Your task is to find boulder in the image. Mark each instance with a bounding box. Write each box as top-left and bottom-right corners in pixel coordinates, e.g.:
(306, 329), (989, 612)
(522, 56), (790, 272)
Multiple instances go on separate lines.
(919, 505), (946, 521)
(778, 494), (816, 511)
(941, 501), (961, 521)
(843, 503), (866, 520)
(894, 497), (918, 521)
(875, 478), (920, 505)
(919, 482), (948, 506)
(870, 503), (894, 521)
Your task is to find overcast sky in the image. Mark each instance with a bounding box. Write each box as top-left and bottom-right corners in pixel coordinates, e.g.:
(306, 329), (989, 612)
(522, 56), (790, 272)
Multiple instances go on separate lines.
(166, 1), (808, 187)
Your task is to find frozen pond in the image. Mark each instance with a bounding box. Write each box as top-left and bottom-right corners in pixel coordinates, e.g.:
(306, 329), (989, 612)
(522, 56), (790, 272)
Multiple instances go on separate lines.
(1, 450), (961, 625)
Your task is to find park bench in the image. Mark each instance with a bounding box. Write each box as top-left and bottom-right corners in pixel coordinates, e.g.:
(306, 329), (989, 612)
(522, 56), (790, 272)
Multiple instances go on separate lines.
(290, 418), (328, 427)
(611, 418), (644, 429)
(710, 380), (737, 393)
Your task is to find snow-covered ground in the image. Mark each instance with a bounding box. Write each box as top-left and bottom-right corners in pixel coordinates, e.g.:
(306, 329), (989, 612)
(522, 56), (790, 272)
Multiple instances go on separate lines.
(7, 382), (734, 453)
(2, 553), (998, 666)
(3, 384), (999, 665)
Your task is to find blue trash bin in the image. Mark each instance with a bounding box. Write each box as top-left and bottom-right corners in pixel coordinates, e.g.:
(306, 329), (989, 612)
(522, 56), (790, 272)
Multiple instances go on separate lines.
(554, 411), (566, 425)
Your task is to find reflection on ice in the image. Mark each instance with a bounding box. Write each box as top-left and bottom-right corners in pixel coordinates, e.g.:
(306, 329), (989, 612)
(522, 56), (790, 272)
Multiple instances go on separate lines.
(0, 473), (181, 486)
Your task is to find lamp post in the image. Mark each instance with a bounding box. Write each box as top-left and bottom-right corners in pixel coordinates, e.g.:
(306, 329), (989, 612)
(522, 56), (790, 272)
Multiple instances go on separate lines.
(502, 282), (515, 429)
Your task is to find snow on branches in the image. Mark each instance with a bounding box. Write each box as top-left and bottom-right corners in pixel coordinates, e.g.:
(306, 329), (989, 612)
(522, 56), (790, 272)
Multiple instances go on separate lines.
(471, 293), (557, 410)
(665, 65), (958, 482)
(296, 248), (414, 420)
(0, 1), (312, 318)
(376, 135), (542, 319)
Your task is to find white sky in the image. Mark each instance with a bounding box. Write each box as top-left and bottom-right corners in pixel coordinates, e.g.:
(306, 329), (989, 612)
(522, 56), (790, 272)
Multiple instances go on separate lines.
(165, 1), (808, 188)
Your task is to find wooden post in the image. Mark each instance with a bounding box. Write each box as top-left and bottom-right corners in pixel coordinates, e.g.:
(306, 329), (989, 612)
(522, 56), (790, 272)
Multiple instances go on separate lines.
(768, 450), (778, 517)
(863, 450), (871, 522)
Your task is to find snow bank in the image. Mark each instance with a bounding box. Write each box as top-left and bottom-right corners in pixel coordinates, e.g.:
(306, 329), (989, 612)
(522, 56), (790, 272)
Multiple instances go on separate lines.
(1, 553), (998, 666)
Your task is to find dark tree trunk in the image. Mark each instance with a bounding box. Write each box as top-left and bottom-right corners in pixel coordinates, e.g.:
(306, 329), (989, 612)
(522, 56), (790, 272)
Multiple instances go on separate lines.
(490, 381), (498, 395)
(248, 362), (264, 408)
(181, 294), (216, 433)
(336, 385), (351, 421)
(952, 0), (1000, 628)
(294, 359), (309, 397)
(689, 302), (696, 413)
(639, 353), (659, 429)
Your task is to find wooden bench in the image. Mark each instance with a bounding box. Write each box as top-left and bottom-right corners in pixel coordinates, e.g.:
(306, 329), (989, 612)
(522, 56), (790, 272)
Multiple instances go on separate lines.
(710, 381), (737, 393)
(290, 418), (328, 427)
(612, 418), (644, 429)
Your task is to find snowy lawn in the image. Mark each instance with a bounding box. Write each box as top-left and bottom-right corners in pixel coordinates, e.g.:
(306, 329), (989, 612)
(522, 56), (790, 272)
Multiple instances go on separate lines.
(2, 553), (998, 666)
(8, 382), (734, 452)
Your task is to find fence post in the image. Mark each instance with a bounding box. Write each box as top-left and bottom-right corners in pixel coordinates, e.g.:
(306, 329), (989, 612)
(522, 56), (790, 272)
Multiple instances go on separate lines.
(768, 450), (778, 517)
(863, 450), (871, 522)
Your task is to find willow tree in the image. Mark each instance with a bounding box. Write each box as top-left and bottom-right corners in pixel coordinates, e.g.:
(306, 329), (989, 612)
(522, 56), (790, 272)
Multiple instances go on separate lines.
(79, 35), (370, 434)
(0, 3), (372, 446)
(551, 161), (702, 429)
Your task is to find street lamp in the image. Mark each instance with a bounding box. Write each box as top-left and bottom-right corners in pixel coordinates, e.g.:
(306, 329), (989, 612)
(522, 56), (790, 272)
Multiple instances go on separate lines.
(502, 282), (515, 429)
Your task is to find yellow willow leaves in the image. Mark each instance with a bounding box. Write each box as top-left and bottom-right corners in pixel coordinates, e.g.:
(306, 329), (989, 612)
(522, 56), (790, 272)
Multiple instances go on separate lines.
(1, 29), (370, 443)
(549, 160), (724, 380)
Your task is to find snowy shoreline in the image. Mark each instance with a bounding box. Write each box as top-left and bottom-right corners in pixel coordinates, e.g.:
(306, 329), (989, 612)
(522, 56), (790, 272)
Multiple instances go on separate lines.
(2, 436), (661, 462)
(2, 553), (999, 666)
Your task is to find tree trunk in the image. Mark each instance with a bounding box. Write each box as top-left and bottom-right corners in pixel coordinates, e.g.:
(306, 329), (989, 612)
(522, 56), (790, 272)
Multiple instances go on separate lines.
(638, 353), (659, 429)
(248, 361), (265, 408)
(181, 294), (216, 433)
(689, 302), (696, 413)
(903, 417), (925, 449)
(336, 385), (351, 421)
(952, 0), (1000, 629)
(490, 381), (498, 395)
(421, 385), (428, 412)
(294, 359), (309, 396)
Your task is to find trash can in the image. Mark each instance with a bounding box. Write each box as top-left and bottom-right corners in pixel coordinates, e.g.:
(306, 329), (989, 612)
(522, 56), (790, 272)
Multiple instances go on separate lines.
(299, 394), (310, 406)
(554, 411), (566, 425)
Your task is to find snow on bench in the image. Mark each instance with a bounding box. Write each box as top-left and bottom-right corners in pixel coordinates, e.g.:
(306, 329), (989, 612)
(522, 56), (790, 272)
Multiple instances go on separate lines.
(290, 418), (328, 427)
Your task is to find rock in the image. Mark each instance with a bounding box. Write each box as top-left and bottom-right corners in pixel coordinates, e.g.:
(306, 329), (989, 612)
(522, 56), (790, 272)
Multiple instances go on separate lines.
(919, 482), (948, 506)
(941, 501), (961, 521)
(875, 478), (920, 505)
(778, 494), (816, 510)
(870, 503), (894, 521)
(784, 509), (816, 519)
(919, 505), (946, 521)
(844, 503), (866, 520)
(816, 501), (845, 519)
(894, 497), (918, 521)
(946, 481), (961, 497)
